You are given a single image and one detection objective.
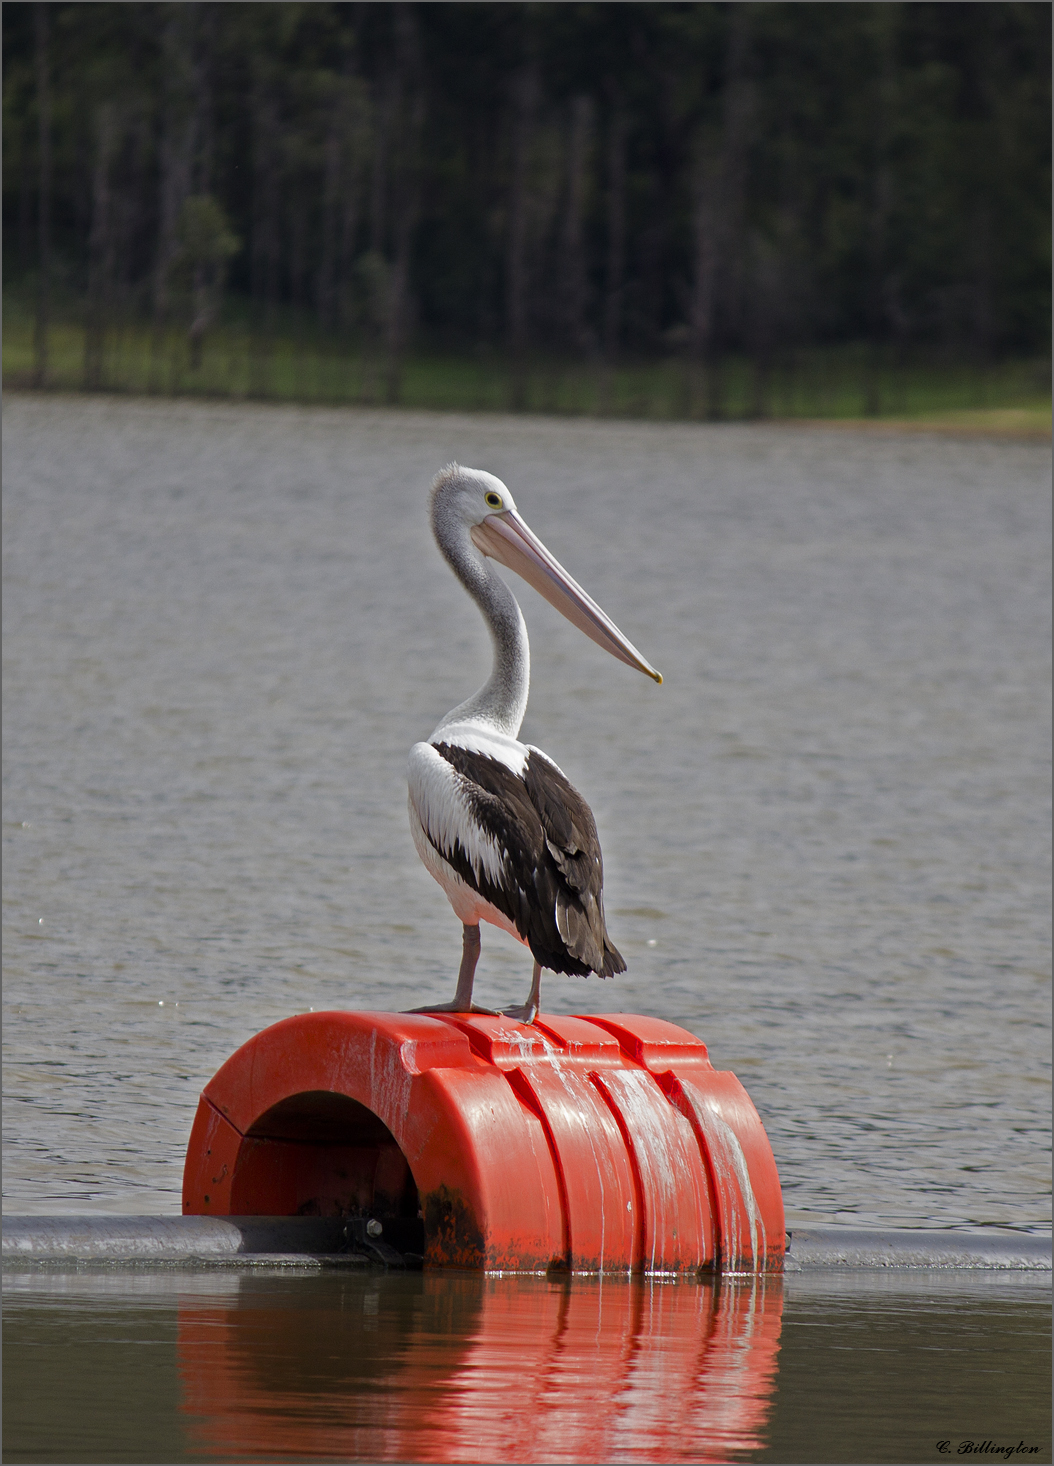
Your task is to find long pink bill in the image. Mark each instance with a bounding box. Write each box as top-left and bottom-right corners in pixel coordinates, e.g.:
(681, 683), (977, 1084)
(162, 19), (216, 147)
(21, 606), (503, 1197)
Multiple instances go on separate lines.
(471, 509), (662, 683)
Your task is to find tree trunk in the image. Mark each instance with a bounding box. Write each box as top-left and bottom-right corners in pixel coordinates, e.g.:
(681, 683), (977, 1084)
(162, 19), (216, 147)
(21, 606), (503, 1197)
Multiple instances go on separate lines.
(384, 3), (423, 405)
(369, 75), (392, 258)
(506, 63), (537, 408)
(687, 7), (753, 420)
(33, 1), (51, 389)
(331, 53), (367, 335)
(384, 212), (413, 404)
(18, 115), (34, 271)
(250, 81), (281, 396)
(151, 6), (197, 391)
(338, 132), (362, 333)
(317, 121), (340, 330)
(193, 3), (215, 195)
(745, 231), (781, 419)
(288, 196), (308, 313)
(360, 68), (395, 402)
(84, 104), (119, 391)
(188, 263), (207, 370)
(969, 204), (993, 402)
(603, 98), (626, 364)
(561, 94), (593, 355)
(688, 135), (720, 418)
(864, 5), (898, 416)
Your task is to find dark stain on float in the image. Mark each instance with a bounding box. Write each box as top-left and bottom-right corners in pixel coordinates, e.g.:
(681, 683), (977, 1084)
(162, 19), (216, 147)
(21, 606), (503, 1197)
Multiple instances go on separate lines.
(422, 1185), (485, 1269)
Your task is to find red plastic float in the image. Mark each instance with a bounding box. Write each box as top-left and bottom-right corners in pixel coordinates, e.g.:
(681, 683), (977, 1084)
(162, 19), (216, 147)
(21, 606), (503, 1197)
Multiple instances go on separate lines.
(182, 1010), (784, 1273)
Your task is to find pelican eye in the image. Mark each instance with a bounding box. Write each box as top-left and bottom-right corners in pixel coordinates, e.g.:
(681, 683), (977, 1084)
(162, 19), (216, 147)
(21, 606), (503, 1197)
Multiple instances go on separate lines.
(484, 492), (503, 509)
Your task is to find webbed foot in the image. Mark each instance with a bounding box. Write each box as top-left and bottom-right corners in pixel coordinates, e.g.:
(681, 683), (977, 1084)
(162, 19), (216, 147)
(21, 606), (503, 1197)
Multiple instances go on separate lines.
(497, 961), (542, 1025)
(405, 1000), (499, 1016)
(496, 1001), (539, 1025)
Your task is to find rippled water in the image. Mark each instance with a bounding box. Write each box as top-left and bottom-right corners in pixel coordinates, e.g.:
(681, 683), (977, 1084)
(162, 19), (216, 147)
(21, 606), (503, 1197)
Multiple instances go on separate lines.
(3, 1268), (1050, 1464)
(3, 394), (1050, 1230)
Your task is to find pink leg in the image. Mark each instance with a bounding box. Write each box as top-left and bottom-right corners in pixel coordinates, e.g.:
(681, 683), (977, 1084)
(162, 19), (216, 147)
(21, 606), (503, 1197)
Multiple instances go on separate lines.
(407, 924), (498, 1015)
(499, 960), (541, 1024)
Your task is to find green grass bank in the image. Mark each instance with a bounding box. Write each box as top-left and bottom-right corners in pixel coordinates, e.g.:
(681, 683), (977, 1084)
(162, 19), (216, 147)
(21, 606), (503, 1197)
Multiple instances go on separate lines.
(4, 302), (1050, 439)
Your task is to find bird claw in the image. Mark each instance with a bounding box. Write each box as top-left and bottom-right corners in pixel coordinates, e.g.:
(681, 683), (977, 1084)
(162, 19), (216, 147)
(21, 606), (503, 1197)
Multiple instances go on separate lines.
(497, 1003), (539, 1025)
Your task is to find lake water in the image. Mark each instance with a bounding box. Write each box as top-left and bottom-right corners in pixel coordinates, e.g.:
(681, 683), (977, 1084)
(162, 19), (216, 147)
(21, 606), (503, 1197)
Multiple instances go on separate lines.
(3, 1266), (1050, 1464)
(2, 394), (1050, 1234)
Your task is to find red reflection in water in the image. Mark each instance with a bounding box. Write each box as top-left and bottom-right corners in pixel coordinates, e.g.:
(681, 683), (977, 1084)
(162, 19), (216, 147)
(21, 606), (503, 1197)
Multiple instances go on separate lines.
(179, 1271), (782, 1464)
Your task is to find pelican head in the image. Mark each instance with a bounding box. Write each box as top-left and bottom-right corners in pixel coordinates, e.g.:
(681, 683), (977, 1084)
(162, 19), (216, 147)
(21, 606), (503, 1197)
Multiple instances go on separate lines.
(430, 464), (661, 684)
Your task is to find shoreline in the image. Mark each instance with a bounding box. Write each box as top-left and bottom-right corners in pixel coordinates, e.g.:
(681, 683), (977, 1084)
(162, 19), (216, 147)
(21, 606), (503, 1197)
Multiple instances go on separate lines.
(771, 409), (1051, 443)
(4, 385), (1050, 443)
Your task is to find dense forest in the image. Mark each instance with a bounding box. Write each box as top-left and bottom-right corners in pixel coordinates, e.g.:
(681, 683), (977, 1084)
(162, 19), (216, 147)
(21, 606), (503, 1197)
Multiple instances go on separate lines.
(3, 2), (1050, 415)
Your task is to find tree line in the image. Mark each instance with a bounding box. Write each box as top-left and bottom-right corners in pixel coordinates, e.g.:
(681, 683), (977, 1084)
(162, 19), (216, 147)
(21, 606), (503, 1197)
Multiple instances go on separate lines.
(3, 2), (1050, 411)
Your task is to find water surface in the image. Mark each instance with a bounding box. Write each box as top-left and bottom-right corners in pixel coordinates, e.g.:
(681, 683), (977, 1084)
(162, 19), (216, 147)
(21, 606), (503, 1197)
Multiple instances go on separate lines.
(3, 395), (1050, 1231)
(3, 1267), (1049, 1464)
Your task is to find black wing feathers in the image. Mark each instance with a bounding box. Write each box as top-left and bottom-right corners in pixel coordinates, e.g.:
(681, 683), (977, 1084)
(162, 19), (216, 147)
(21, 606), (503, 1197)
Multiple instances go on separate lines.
(432, 742), (625, 978)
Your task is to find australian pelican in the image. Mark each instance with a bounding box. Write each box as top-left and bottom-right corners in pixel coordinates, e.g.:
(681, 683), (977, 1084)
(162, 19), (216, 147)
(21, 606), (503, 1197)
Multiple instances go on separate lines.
(407, 465), (661, 1023)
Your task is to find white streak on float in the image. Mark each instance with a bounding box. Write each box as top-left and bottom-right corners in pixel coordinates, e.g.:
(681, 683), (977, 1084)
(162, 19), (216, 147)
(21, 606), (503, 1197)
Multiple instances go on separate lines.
(677, 1082), (763, 1270)
(592, 1068), (705, 1273)
(497, 1023), (617, 1272)
(543, 1046), (613, 1273)
(363, 1026), (415, 1146)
